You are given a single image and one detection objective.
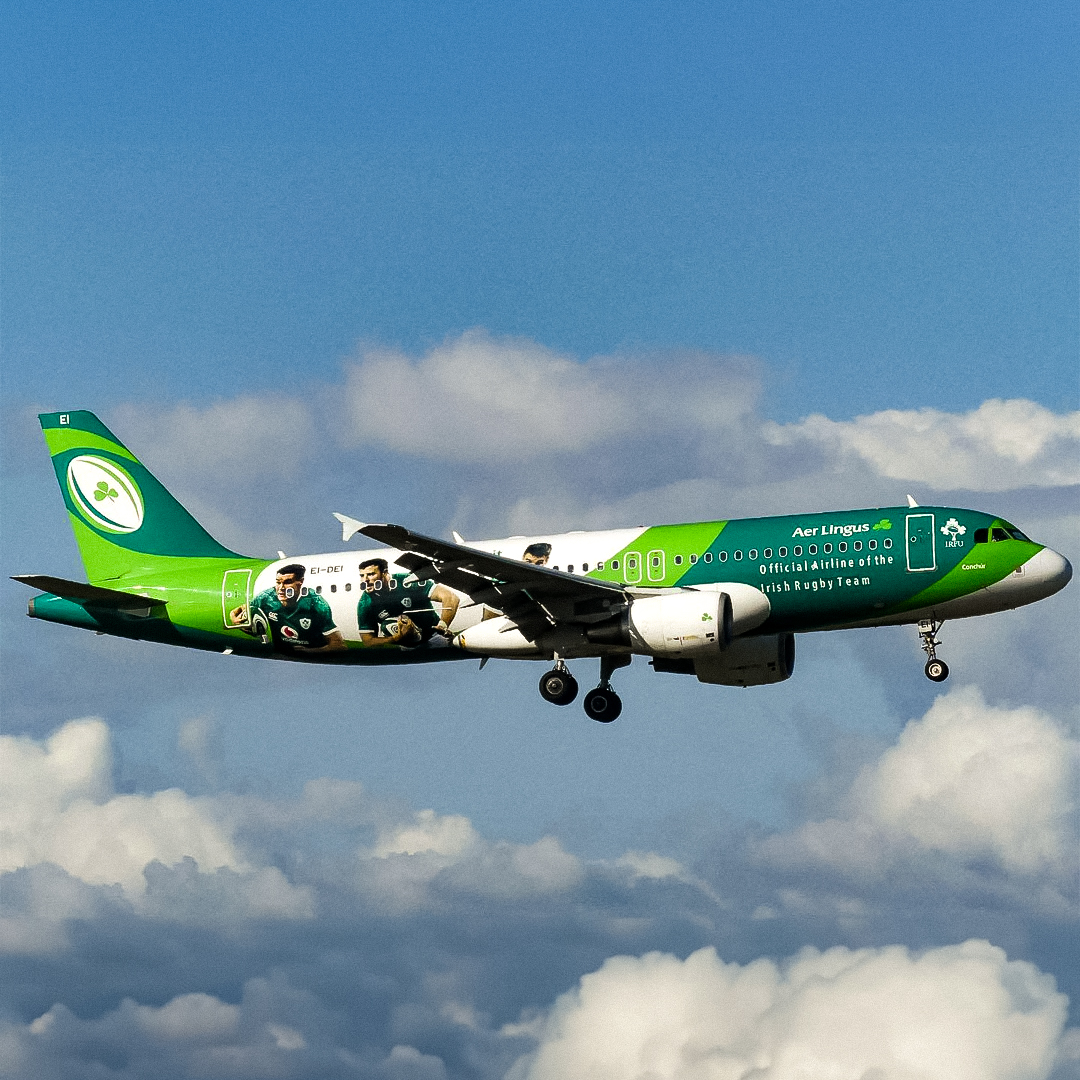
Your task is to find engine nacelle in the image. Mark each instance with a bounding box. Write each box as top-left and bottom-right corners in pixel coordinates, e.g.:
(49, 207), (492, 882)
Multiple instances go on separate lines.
(624, 590), (732, 657)
(693, 633), (795, 686)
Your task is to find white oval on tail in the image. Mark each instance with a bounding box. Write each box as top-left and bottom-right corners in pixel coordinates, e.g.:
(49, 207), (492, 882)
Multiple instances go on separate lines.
(66, 455), (145, 534)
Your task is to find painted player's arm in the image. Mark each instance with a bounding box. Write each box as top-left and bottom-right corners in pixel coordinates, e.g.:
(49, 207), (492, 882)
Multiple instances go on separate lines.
(430, 584), (460, 632)
(358, 624), (408, 647)
(296, 629), (347, 653)
(228, 604), (248, 625)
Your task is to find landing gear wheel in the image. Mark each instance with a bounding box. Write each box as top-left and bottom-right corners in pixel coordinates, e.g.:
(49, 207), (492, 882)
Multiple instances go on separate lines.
(539, 669), (579, 705)
(583, 686), (622, 723)
(924, 658), (949, 682)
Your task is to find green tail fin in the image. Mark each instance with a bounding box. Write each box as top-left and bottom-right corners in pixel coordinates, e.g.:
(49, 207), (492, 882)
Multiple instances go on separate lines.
(40, 410), (242, 582)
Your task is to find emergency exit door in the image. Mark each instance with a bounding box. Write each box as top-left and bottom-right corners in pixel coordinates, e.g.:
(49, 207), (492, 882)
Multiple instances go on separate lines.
(222, 569), (252, 627)
(905, 514), (936, 572)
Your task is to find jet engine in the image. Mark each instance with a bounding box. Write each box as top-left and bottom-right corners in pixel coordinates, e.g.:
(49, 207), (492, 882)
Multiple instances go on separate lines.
(653, 633), (796, 686)
(585, 583), (770, 658)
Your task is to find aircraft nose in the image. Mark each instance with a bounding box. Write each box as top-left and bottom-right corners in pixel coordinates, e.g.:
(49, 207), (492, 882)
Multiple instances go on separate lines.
(1024, 547), (1072, 596)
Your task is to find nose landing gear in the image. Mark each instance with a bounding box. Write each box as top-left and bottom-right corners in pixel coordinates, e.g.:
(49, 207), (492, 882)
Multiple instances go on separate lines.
(918, 619), (949, 682)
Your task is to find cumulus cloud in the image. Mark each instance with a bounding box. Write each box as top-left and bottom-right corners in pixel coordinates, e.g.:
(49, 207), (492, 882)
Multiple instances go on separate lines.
(359, 807), (582, 910)
(767, 398), (1080, 492)
(338, 331), (760, 464)
(0, 719), (311, 917)
(757, 686), (1079, 886)
(511, 940), (1071, 1080)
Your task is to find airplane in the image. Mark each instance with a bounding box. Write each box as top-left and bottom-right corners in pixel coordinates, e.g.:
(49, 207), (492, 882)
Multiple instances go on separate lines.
(14, 410), (1072, 722)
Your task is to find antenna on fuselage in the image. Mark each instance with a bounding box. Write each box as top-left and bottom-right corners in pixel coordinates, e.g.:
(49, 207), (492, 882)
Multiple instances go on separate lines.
(906, 495), (919, 508)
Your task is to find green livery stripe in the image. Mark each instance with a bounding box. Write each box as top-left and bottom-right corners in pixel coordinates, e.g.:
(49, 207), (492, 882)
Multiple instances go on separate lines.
(42, 428), (140, 463)
(589, 521), (728, 587)
(885, 539), (1041, 615)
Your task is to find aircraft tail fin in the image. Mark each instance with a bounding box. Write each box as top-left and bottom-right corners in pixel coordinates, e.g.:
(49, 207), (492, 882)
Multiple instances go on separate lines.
(38, 410), (242, 582)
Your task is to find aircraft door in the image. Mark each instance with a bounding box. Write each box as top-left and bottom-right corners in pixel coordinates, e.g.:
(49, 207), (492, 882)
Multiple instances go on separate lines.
(623, 552), (642, 584)
(905, 514), (936, 572)
(222, 568), (252, 628)
(647, 549), (665, 582)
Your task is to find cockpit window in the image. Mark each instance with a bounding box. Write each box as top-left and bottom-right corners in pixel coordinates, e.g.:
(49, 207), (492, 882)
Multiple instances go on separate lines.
(1008, 528), (1030, 542)
(974, 528), (988, 544)
(991, 528), (1010, 542)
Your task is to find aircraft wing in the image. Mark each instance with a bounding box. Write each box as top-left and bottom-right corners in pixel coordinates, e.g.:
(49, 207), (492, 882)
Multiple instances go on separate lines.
(356, 523), (628, 642)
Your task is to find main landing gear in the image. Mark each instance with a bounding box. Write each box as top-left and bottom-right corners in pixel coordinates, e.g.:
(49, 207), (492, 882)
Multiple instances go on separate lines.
(918, 619), (949, 682)
(539, 655), (629, 722)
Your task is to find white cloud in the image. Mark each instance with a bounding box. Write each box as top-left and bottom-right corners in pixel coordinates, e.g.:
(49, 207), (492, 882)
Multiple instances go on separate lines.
(3, 977), (338, 1080)
(757, 686), (1078, 883)
(511, 940), (1071, 1080)
(338, 331), (760, 464)
(359, 807), (583, 909)
(765, 398), (1080, 492)
(0, 720), (312, 917)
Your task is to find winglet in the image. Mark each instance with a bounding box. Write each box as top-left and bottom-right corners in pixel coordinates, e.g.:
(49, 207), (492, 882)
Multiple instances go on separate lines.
(906, 495), (919, 508)
(334, 512), (366, 542)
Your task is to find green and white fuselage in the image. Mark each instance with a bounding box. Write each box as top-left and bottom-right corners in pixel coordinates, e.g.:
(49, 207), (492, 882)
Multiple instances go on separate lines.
(19, 411), (1072, 716)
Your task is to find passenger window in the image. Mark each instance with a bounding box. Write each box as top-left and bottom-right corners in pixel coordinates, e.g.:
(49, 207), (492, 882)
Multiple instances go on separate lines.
(838, 542), (847, 552)
(867, 540), (876, 550)
(689, 554), (698, 564)
(567, 565), (574, 573)
(853, 541), (861, 551)
(734, 551), (743, 561)
(704, 552), (713, 563)
(808, 545), (817, 555)
(748, 549), (758, 560)
(778, 547), (787, 557)
(345, 582), (352, 591)
(597, 561), (604, 570)
(651, 556), (660, 567)
(717, 551), (726, 562)
(883, 538), (892, 549)
(582, 562), (589, 572)
(793, 546), (802, 556)
(673, 555), (683, 565)
(823, 543), (832, 553)
(991, 528), (1010, 542)
(330, 583), (337, 593)
(763, 548), (772, 559)
(611, 559), (619, 569)
(301, 587), (308, 595)
(316, 585), (322, 594)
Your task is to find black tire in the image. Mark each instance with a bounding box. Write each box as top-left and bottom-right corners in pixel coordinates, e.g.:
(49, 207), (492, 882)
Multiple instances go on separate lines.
(583, 687), (622, 723)
(924, 658), (949, 682)
(539, 669), (579, 705)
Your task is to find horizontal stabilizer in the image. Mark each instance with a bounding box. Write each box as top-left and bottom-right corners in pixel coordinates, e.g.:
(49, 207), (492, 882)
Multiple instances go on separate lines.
(12, 575), (167, 614)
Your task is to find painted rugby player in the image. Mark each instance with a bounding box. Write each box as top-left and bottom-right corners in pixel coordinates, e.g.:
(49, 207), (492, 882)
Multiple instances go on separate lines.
(231, 563), (346, 653)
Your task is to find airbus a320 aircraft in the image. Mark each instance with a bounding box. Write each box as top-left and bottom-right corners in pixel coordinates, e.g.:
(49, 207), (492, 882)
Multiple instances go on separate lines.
(16, 411), (1072, 722)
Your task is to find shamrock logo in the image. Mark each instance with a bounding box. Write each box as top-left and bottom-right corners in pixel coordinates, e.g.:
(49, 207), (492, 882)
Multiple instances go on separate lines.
(940, 517), (966, 537)
(94, 481), (119, 503)
(872, 518), (892, 531)
(701, 612), (714, 622)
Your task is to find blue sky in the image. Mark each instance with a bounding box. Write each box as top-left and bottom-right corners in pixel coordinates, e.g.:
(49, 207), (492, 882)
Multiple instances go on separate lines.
(2, 2), (1078, 1077)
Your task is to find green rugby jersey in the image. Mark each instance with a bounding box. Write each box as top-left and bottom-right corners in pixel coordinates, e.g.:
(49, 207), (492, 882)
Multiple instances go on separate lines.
(250, 588), (338, 649)
(357, 574), (439, 639)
